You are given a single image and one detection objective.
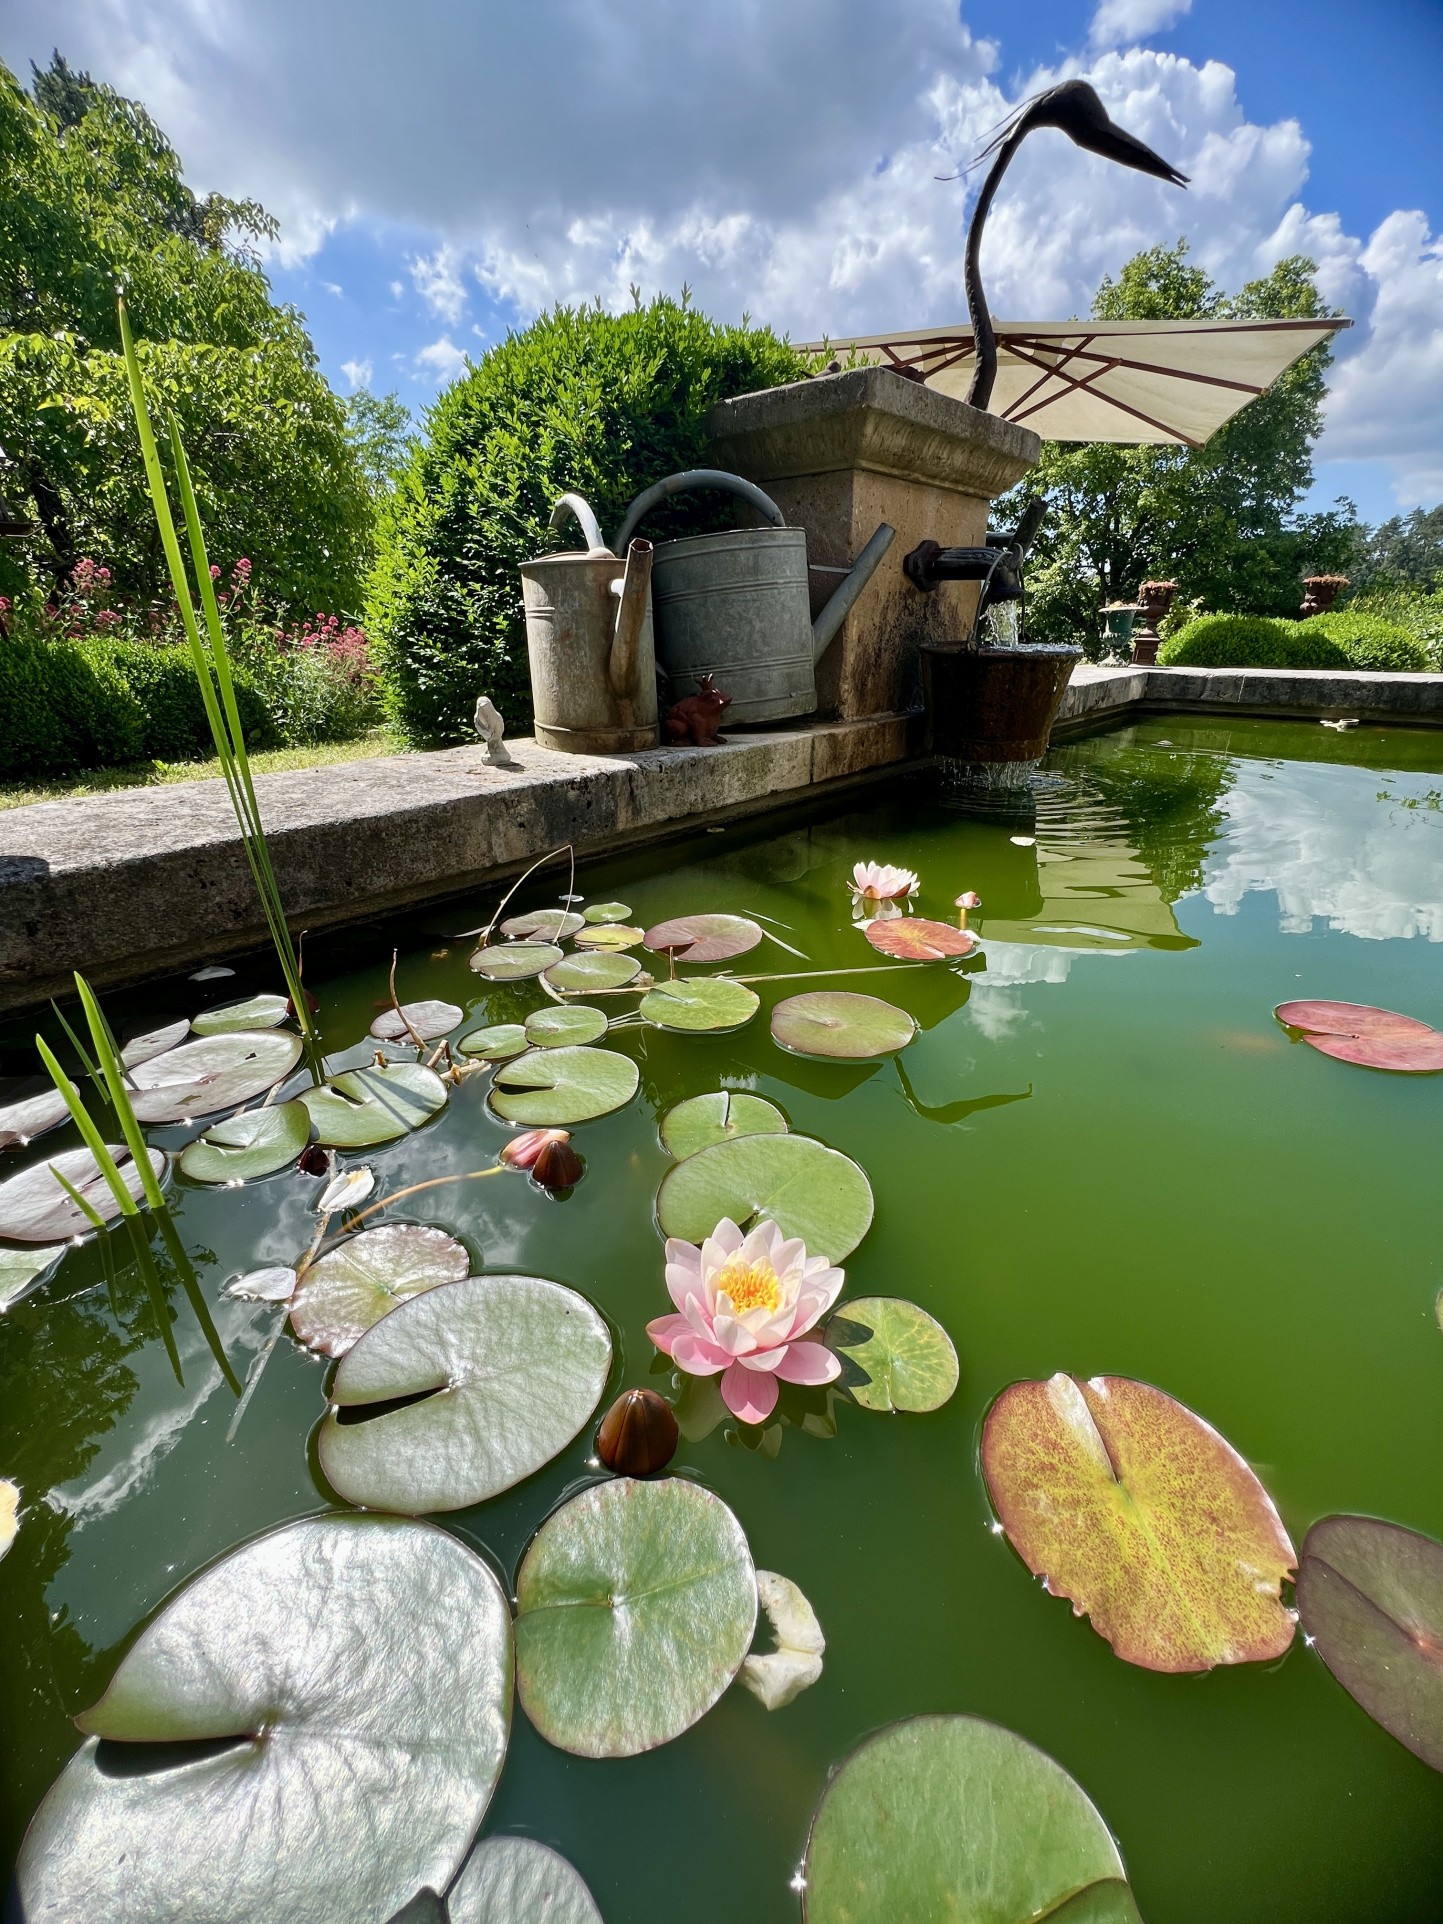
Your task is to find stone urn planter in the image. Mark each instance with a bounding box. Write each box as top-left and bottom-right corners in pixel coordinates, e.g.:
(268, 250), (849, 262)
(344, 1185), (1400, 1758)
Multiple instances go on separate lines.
(1131, 580), (1178, 666)
(1301, 574), (1349, 616)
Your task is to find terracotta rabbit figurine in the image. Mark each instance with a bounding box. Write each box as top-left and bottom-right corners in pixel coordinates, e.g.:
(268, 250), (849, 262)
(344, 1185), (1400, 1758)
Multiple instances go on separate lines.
(663, 675), (732, 747)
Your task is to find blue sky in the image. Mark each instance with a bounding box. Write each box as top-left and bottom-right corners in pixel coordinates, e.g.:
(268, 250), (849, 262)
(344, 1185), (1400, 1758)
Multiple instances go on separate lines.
(3, 0), (1439, 522)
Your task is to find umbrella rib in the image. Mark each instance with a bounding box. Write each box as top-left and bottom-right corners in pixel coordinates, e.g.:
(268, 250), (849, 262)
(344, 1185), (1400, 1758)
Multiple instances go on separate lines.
(1001, 333), (1102, 417)
(1007, 334), (1268, 395)
(999, 342), (1204, 445)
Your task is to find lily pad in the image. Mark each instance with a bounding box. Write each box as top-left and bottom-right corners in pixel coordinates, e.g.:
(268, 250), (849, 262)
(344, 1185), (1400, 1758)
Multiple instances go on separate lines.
(290, 1223), (471, 1357)
(640, 977), (759, 1034)
(0, 1144), (167, 1242)
(803, 1715), (1138, 1924)
(643, 914), (763, 964)
(981, 1373), (1296, 1671)
(865, 917), (976, 960)
(582, 902), (632, 925)
(370, 1000), (464, 1042)
(828, 1297), (959, 1412)
(545, 951), (642, 992)
(525, 1004), (609, 1048)
(1, 1242), (66, 1309)
(1295, 1515), (1443, 1771)
(490, 1046), (639, 1125)
(738, 1569), (826, 1710)
(660, 1091), (788, 1160)
(500, 909), (585, 941)
(449, 1838), (602, 1924)
(0, 1079), (69, 1150)
(302, 1061), (448, 1147)
(0, 1479), (17, 1559)
(121, 1018), (191, 1064)
(574, 924), (645, 951)
(458, 1024), (530, 1061)
(126, 1031), (304, 1124)
(1274, 999), (1443, 1072)
(319, 1273), (611, 1512)
(471, 943), (564, 981)
(771, 991), (916, 1060)
(515, 1477), (756, 1758)
(657, 1132), (873, 1261)
(179, 1100), (311, 1184)
(14, 1514), (513, 1924)
(191, 993), (291, 1036)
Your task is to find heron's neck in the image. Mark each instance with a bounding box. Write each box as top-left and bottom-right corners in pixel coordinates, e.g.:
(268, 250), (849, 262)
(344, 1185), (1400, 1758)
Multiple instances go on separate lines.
(964, 126), (1026, 411)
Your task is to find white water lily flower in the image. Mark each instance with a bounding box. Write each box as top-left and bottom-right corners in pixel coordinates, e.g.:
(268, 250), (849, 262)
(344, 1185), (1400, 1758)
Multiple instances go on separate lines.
(225, 1265), (298, 1302)
(739, 1570), (826, 1710)
(317, 1167), (375, 1216)
(849, 860), (919, 901)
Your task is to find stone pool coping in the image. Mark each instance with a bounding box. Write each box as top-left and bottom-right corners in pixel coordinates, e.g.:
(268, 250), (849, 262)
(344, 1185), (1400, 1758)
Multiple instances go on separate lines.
(1054, 661), (1443, 736)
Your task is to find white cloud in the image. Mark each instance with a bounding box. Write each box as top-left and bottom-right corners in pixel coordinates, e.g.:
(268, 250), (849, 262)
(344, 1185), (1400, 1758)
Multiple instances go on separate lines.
(340, 356), (373, 390)
(1090, 0), (1192, 51)
(388, 278), (405, 299)
(409, 243), (468, 324)
(415, 335), (468, 384)
(322, 279), (343, 296)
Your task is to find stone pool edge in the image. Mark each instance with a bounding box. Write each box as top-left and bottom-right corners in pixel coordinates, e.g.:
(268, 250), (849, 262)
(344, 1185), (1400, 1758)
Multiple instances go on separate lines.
(1053, 661), (1443, 738)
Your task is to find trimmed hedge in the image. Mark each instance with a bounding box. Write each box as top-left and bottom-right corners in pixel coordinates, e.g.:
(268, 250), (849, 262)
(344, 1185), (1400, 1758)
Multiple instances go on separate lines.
(1296, 611), (1429, 673)
(1157, 615), (1349, 670)
(82, 639), (275, 761)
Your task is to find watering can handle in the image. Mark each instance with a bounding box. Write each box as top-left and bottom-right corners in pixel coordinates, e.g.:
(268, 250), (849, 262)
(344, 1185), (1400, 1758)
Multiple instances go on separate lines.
(614, 469), (786, 554)
(550, 493), (608, 553)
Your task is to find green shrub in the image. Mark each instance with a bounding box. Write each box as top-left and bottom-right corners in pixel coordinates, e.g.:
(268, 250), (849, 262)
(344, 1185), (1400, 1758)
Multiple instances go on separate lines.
(81, 639), (276, 759)
(231, 637), (378, 746)
(1344, 588), (1443, 669)
(1158, 613), (1350, 669)
(0, 630), (146, 778)
(1297, 611), (1431, 673)
(368, 295), (812, 743)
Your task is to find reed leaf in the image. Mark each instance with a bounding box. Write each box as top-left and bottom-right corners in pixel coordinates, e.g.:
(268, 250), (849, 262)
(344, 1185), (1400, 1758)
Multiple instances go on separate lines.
(34, 1037), (138, 1220)
(74, 976), (167, 1213)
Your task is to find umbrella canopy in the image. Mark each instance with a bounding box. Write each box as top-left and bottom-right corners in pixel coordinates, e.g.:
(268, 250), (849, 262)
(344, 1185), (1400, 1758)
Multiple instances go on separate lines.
(799, 317), (1350, 447)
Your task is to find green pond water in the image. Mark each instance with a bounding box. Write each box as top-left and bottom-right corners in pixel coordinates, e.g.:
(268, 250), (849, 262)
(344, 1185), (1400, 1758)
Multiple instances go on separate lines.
(3, 713), (1443, 1921)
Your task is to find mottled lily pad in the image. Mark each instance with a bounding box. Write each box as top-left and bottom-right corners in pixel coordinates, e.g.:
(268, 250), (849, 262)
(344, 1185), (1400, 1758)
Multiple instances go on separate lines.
(1274, 1000), (1443, 1072)
(574, 924), (645, 951)
(458, 1024), (530, 1061)
(190, 993), (291, 1036)
(290, 1223), (471, 1357)
(643, 914), (763, 964)
(121, 1019), (191, 1065)
(545, 951), (642, 992)
(370, 1000), (463, 1042)
(0, 1144), (167, 1242)
(471, 943), (564, 981)
(449, 1838), (601, 1924)
(525, 1005), (609, 1048)
(803, 1715), (1138, 1924)
(828, 1297), (959, 1412)
(490, 1046), (639, 1125)
(640, 977), (759, 1034)
(515, 1477), (756, 1758)
(126, 1031), (304, 1124)
(772, 991), (916, 1060)
(660, 1091), (788, 1160)
(500, 909), (585, 941)
(0, 1080), (69, 1150)
(14, 1514), (513, 1924)
(319, 1274), (611, 1512)
(1296, 1515), (1443, 1771)
(582, 902), (632, 925)
(178, 1100), (310, 1184)
(301, 1061), (448, 1147)
(864, 917), (976, 961)
(981, 1373), (1296, 1672)
(656, 1133), (873, 1260)
(0, 1243), (66, 1309)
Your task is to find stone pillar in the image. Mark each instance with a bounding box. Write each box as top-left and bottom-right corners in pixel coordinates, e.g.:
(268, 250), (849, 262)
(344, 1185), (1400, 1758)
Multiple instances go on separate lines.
(706, 368), (1039, 721)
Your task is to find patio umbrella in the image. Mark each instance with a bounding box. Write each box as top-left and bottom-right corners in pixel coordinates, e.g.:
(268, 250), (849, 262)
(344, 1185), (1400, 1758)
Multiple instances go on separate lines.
(800, 316), (1350, 448)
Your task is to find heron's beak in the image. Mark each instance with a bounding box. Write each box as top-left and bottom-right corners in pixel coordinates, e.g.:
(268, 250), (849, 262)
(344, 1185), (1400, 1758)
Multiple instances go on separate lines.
(1075, 119), (1188, 188)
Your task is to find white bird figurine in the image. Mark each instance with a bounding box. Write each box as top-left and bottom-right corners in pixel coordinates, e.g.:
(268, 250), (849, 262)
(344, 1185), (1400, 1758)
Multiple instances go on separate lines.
(474, 695), (515, 765)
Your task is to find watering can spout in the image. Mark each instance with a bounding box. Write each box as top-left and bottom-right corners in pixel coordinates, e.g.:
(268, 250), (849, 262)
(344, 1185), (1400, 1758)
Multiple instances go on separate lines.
(608, 539), (654, 698)
(812, 522), (896, 664)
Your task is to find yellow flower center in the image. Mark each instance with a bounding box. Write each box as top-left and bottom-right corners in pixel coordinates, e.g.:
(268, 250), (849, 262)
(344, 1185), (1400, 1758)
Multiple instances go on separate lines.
(716, 1255), (782, 1315)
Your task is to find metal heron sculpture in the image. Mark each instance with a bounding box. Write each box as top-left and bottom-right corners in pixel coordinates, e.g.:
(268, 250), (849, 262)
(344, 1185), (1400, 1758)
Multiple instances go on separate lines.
(964, 80), (1189, 411)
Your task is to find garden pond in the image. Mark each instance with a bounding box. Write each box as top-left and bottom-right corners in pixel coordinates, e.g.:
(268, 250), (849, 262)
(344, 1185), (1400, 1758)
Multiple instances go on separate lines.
(2, 712), (1443, 1922)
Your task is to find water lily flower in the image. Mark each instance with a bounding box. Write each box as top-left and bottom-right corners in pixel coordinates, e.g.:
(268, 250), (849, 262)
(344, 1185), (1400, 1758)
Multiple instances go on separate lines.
(647, 1218), (844, 1424)
(317, 1166), (374, 1216)
(955, 889), (982, 929)
(849, 860), (918, 901)
(501, 1127), (584, 1190)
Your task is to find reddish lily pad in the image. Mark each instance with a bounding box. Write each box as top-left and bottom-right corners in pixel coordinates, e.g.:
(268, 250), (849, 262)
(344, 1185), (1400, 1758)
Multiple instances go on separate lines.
(0, 1081), (70, 1151)
(290, 1223), (472, 1357)
(771, 992), (916, 1060)
(1274, 1000), (1443, 1072)
(642, 914), (762, 964)
(865, 918), (976, 961)
(981, 1373), (1296, 1672)
(1295, 1515), (1443, 1771)
(370, 1000), (464, 1042)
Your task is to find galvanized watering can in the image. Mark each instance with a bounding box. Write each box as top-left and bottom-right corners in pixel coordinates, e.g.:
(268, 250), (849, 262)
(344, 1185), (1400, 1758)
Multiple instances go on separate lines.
(614, 470), (896, 724)
(520, 494), (658, 754)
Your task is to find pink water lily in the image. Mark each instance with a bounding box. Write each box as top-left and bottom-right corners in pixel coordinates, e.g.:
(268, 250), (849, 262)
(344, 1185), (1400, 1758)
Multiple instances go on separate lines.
(849, 860), (918, 901)
(647, 1218), (844, 1424)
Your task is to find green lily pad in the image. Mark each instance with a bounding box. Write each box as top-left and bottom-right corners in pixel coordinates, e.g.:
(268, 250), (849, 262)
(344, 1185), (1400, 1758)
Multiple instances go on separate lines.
(190, 993), (291, 1035)
(1296, 1515), (1443, 1770)
(319, 1274), (612, 1512)
(515, 1477), (756, 1758)
(640, 977), (759, 1034)
(803, 1715), (1139, 1924)
(0, 1242), (66, 1309)
(458, 1024), (530, 1061)
(490, 1046), (639, 1125)
(573, 924), (645, 951)
(126, 1031), (304, 1124)
(0, 1144), (167, 1242)
(545, 951), (642, 992)
(981, 1374), (1296, 1672)
(500, 909), (585, 941)
(771, 991), (916, 1060)
(656, 1133), (873, 1261)
(370, 999), (464, 1042)
(643, 914), (763, 964)
(660, 1091), (788, 1159)
(290, 1223), (471, 1357)
(302, 1062), (448, 1147)
(449, 1838), (602, 1924)
(178, 1100), (311, 1184)
(828, 1297), (959, 1412)
(525, 1004), (609, 1048)
(121, 1019), (191, 1064)
(582, 902), (632, 925)
(471, 942), (564, 981)
(15, 1514), (513, 1924)
(0, 1079), (70, 1150)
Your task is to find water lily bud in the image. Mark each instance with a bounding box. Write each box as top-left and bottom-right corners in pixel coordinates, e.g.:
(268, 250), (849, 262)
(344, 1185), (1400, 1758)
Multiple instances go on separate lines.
(955, 889), (982, 929)
(297, 1143), (330, 1177)
(596, 1388), (679, 1476)
(501, 1127), (584, 1190)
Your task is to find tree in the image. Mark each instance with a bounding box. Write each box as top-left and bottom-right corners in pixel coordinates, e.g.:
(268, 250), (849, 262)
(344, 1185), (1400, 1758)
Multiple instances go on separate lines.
(1013, 241), (1355, 646)
(344, 389), (414, 497)
(1351, 505), (1443, 590)
(0, 56), (369, 612)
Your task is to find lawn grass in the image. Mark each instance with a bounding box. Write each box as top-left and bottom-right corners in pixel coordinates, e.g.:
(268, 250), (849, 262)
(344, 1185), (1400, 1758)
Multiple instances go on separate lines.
(0, 729), (409, 811)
